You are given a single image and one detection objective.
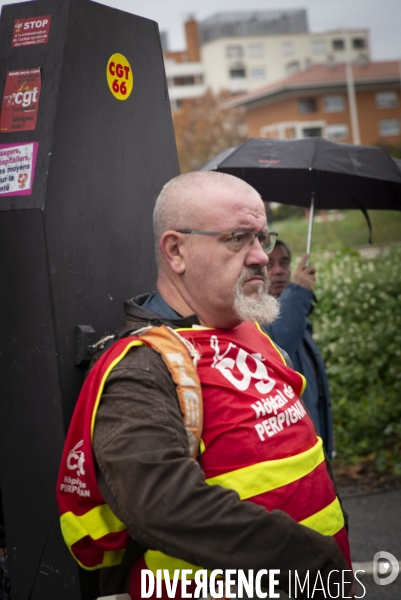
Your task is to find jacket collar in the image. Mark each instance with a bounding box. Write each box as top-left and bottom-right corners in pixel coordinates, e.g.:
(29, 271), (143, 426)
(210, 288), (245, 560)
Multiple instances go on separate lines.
(124, 293), (200, 329)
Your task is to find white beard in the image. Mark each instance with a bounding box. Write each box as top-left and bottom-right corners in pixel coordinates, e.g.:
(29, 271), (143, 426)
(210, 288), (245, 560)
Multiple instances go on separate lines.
(234, 269), (280, 325)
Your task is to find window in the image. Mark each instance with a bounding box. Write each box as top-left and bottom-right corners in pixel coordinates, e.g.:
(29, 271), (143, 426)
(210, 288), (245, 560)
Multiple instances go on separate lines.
(250, 67), (266, 79)
(323, 95), (345, 113)
(226, 45), (243, 58)
(248, 43), (263, 57)
(332, 39), (344, 51)
(173, 76), (196, 86)
(229, 68), (246, 79)
(281, 41), (293, 55)
(311, 39), (327, 53)
(352, 38), (366, 49)
(327, 124), (348, 140)
(286, 61), (300, 76)
(379, 119), (400, 137)
(302, 127), (322, 138)
(376, 91), (398, 109)
(298, 98), (317, 114)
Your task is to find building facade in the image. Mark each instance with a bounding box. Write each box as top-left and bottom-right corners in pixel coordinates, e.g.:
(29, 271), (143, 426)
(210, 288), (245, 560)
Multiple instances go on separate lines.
(162, 11), (370, 107)
(163, 18), (206, 110)
(200, 15), (369, 95)
(164, 59), (206, 110)
(224, 61), (401, 146)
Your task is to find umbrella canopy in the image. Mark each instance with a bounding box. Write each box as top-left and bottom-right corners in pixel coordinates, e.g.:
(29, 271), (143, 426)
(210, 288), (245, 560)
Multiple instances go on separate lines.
(201, 137), (401, 211)
(394, 156), (401, 173)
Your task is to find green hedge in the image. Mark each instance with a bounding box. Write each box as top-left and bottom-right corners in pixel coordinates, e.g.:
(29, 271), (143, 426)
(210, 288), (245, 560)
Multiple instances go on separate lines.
(310, 245), (401, 476)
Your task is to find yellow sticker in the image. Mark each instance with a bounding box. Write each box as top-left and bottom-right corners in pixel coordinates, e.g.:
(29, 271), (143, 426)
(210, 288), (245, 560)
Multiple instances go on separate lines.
(106, 53), (133, 100)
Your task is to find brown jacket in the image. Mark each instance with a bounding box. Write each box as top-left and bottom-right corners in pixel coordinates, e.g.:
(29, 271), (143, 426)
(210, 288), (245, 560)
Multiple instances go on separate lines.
(93, 294), (351, 597)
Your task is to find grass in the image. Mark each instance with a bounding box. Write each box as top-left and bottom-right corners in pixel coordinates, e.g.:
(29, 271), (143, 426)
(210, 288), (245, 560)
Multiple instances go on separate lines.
(270, 209), (401, 254)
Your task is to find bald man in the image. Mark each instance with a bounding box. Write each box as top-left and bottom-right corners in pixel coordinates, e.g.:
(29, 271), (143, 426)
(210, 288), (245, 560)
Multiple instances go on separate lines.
(59, 172), (353, 599)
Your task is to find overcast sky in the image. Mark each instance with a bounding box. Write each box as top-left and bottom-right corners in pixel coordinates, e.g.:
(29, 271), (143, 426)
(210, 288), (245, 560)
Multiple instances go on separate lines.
(1, 0), (400, 61)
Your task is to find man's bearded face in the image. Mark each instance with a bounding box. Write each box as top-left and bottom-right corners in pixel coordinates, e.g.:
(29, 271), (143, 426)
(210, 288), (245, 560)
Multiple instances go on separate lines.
(234, 266), (280, 324)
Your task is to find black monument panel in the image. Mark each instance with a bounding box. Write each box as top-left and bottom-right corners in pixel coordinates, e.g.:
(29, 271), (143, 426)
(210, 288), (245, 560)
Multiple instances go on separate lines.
(0, 0), (179, 598)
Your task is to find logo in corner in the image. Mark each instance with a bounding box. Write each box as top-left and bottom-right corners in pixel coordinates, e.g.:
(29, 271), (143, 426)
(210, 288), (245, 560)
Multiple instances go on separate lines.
(373, 551), (399, 585)
(67, 440), (86, 476)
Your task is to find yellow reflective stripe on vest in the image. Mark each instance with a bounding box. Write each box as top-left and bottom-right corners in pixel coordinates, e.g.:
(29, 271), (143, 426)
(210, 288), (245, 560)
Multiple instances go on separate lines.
(71, 548), (126, 571)
(206, 437), (324, 499)
(90, 339), (144, 439)
(300, 497), (344, 536)
(101, 549), (126, 569)
(60, 503), (126, 548)
(70, 548), (126, 571)
(145, 550), (202, 579)
(255, 321), (287, 365)
(66, 549), (126, 571)
(255, 322), (307, 396)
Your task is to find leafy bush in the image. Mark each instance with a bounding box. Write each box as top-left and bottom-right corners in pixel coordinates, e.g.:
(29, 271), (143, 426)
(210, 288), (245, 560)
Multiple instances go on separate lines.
(270, 203), (305, 221)
(273, 210), (401, 254)
(311, 246), (401, 476)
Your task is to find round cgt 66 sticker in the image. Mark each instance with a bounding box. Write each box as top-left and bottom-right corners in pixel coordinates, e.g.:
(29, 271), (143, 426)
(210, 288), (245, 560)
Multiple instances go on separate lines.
(106, 53), (133, 100)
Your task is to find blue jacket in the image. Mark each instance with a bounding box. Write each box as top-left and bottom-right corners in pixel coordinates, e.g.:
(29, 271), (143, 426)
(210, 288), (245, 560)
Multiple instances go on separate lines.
(263, 283), (333, 457)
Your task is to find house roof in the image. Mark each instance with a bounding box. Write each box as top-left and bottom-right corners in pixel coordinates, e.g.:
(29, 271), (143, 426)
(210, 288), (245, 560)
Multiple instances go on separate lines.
(225, 61), (401, 108)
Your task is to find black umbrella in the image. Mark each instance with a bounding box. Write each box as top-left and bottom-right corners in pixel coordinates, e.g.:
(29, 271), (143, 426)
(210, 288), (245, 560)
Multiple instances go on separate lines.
(394, 156), (401, 173)
(201, 137), (401, 254)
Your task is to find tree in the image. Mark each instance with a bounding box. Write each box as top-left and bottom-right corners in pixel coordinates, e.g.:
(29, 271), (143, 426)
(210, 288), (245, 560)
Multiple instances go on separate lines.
(172, 90), (247, 173)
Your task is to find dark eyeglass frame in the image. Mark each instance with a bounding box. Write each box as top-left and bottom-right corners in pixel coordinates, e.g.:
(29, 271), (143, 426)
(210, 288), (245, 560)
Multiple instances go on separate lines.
(176, 229), (278, 254)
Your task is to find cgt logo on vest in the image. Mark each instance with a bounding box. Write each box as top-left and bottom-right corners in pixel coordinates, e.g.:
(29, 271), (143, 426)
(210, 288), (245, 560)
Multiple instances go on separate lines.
(211, 335), (276, 393)
(67, 440), (86, 476)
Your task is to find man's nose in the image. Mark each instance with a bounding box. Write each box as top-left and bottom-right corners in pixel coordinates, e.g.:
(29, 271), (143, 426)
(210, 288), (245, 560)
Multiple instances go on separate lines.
(244, 238), (269, 267)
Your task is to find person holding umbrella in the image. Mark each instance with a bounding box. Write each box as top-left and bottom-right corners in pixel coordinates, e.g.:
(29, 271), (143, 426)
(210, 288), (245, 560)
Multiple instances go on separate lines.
(262, 240), (333, 457)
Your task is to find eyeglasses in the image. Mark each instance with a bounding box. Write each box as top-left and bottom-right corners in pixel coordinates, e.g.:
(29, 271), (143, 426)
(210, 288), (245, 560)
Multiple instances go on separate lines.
(177, 229), (278, 254)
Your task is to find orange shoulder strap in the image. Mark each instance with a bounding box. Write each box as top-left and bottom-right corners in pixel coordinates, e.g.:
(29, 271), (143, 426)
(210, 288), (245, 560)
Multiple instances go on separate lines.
(137, 325), (203, 459)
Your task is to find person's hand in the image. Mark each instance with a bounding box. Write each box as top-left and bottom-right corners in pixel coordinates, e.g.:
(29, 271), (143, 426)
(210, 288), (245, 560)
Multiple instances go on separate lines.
(291, 254), (316, 291)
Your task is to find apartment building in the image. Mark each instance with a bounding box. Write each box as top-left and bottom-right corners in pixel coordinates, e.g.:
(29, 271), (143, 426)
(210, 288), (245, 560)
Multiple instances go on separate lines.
(200, 12), (370, 94)
(224, 61), (401, 146)
(163, 18), (206, 110)
(164, 59), (206, 110)
(162, 11), (370, 105)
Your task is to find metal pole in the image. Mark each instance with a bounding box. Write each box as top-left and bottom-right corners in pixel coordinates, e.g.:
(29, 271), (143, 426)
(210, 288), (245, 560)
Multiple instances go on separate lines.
(343, 28), (361, 145)
(306, 190), (315, 265)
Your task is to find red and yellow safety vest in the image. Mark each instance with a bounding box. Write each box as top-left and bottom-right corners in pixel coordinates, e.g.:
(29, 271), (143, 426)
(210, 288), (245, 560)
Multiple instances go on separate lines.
(57, 325), (203, 570)
(57, 322), (351, 597)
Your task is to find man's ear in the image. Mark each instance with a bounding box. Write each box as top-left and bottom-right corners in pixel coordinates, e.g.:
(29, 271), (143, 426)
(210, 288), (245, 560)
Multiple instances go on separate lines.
(159, 230), (186, 274)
